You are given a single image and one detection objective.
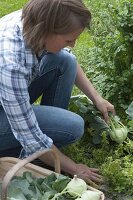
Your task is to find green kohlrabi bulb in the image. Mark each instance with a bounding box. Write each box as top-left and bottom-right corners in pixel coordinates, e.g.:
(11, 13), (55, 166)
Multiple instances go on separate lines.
(66, 175), (87, 197)
(80, 190), (103, 200)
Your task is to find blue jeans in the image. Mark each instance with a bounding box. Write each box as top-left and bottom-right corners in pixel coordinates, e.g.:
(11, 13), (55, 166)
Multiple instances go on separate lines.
(0, 49), (84, 155)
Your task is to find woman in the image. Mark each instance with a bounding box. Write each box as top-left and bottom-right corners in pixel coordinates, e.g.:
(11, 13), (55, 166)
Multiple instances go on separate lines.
(0, 0), (115, 185)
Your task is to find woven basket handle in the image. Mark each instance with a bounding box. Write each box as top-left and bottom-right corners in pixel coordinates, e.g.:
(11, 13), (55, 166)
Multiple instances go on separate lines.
(1, 148), (60, 200)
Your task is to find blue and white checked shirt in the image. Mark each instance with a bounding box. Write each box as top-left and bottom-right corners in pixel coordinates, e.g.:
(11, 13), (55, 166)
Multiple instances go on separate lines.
(0, 10), (53, 157)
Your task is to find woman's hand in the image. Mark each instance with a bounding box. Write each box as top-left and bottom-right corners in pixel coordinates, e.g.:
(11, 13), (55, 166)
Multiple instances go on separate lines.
(74, 163), (104, 188)
(94, 97), (115, 123)
(40, 145), (104, 188)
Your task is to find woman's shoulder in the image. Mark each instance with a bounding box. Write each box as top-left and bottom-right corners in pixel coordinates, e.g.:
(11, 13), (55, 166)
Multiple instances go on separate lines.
(0, 9), (23, 42)
(0, 9), (22, 21)
(0, 10), (22, 30)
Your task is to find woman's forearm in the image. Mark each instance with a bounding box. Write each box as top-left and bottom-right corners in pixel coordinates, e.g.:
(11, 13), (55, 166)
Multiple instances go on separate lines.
(39, 144), (103, 185)
(39, 144), (77, 175)
(75, 63), (115, 122)
(75, 64), (102, 104)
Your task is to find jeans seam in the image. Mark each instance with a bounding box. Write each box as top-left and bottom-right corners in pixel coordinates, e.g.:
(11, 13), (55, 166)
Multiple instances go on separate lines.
(53, 74), (68, 107)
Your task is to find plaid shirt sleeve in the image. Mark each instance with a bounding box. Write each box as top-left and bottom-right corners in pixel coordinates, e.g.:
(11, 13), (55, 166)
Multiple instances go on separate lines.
(0, 21), (53, 158)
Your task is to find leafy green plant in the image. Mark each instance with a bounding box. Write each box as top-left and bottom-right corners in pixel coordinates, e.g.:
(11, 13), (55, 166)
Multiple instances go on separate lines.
(65, 95), (133, 199)
(101, 154), (133, 195)
(69, 95), (110, 145)
(69, 95), (132, 145)
(73, 1), (133, 117)
(83, 1), (133, 117)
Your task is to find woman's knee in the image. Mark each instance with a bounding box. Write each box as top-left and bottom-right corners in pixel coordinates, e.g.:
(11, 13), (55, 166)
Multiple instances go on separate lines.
(65, 111), (84, 142)
(54, 112), (84, 148)
(56, 49), (77, 75)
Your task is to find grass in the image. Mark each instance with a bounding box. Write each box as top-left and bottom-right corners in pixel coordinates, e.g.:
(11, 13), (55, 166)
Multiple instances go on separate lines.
(0, 0), (27, 17)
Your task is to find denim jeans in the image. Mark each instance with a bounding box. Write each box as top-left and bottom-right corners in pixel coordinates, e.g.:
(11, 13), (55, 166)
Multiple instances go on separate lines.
(0, 49), (84, 155)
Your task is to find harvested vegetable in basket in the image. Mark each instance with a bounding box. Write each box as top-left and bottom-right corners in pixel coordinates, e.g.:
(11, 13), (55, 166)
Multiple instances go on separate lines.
(75, 190), (103, 200)
(65, 175), (87, 197)
(0, 172), (104, 200)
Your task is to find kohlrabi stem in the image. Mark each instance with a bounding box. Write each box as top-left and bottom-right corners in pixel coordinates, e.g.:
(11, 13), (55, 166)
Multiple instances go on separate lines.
(74, 174), (78, 180)
(61, 189), (81, 197)
(110, 114), (120, 128)
(52, 190), (81, 200)
(118, 121), (124, 128)
(109, 118), (116, 130)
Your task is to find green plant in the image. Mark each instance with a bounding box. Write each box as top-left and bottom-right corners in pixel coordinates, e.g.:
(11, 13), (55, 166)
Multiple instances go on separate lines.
(101, 155), (133, 195)
(84, 1), (133, 117)
(64, 95), (133, 199)
(69, 95), (110, 145)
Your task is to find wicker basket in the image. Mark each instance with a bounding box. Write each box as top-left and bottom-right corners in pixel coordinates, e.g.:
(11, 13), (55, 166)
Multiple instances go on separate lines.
(0, 149), (105, 200)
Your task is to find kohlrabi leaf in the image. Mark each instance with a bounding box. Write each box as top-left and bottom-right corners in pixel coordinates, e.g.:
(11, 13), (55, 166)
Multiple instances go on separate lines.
(89, 116), (109, 132)
(23, 171), (34, 183)
(41, 173), (56, 192)
(52, 174), (70, 193)
(40, 190), (56, 199)
(92, 134), (102, 144)
(8, 188), (27, 200)
(8, 179), (33, 196)
(128, 120), (133, 128)
(113, 115), (120, 122)
(126, 101), (133, 119)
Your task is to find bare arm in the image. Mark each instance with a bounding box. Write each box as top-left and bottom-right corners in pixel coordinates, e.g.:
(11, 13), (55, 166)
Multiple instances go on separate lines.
(75, 64), (115, 122)
(75, 64), (102, 104)
(40, 144), (76, 175)
(39, 144), (103, 186)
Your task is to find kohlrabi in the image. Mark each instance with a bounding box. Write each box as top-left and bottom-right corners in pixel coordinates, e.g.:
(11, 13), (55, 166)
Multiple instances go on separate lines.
(51, 175), (88, 199)
(79, 190), (104, 200)
(51, 175), (104, 200)
(66, 175), (87, 197)
(109, 114), (128, 143)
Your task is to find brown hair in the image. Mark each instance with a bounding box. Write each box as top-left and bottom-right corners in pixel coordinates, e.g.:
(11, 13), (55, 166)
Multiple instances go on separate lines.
(22, 0), (91, 52)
